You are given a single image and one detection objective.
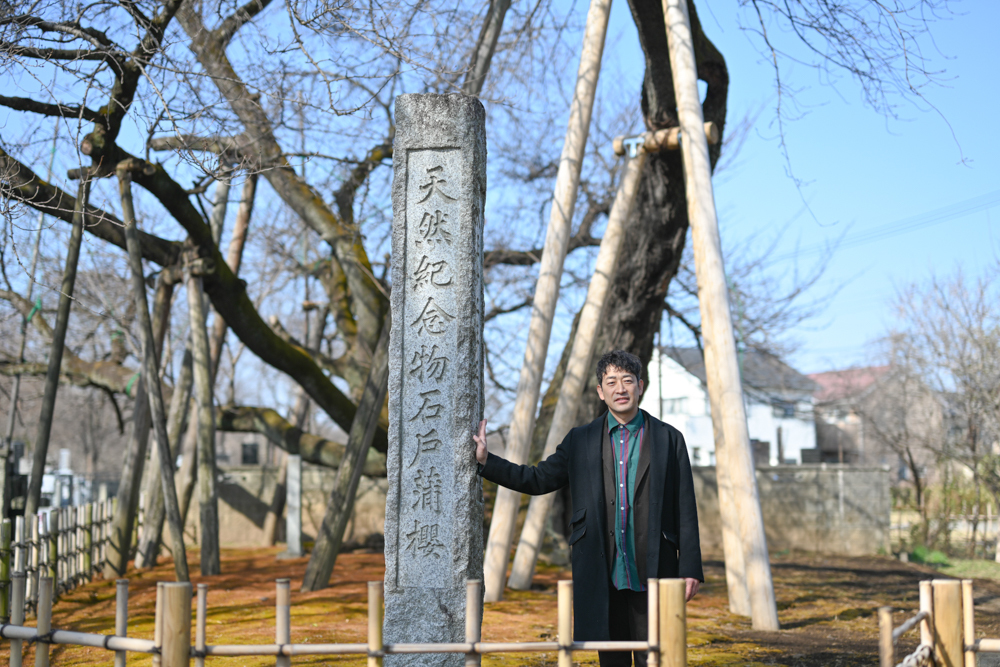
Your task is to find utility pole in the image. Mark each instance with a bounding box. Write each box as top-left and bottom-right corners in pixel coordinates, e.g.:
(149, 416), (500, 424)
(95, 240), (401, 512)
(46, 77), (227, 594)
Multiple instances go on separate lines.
(662, 0), (779, 630)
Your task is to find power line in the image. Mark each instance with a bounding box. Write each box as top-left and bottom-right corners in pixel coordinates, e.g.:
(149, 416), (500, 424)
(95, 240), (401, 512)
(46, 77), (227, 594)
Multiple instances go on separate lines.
(770, 188), (1000, 264)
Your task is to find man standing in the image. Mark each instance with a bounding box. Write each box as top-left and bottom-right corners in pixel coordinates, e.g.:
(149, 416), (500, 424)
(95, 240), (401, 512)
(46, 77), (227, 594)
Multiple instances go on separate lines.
(474, 350), (703, 667)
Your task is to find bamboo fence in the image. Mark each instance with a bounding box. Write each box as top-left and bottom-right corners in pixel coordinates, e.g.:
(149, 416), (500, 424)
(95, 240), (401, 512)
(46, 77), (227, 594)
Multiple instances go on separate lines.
(1, 577), (691, 666)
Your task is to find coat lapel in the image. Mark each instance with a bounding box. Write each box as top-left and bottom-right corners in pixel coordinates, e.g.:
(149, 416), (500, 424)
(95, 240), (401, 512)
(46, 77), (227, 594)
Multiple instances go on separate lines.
(635, 413), (652, 495)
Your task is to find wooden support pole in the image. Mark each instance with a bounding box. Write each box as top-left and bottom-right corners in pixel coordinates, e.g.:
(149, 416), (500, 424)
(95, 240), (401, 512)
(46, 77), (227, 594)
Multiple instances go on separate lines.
(117, 166), (189, 583)
(558, 580), (573, 667)
(188, 271), (221, 576)
(196, 584), (208, 667)
(660, 579), (686, 667)
(45, 512), (57, 586)
(367, 581), (384, 667)
(1, 518), (11, 623)
(482, 0), (611, 602)
(114, 579), (129, 667)
(647, 579), (660, 667)
(159, 582), (192, 667)
(466, 579), (482, 667)
(933, 579), (963, 667)
(662, 0), (777, 630)
(509, 142), (650, 592)
(35, 576), (53, 667)
(963, 579), (975, 667)
(276, 579), (291, 667)
(10, 572), (26, 667)
(878, 607), (894, 667)
(25, 178), (89, 518)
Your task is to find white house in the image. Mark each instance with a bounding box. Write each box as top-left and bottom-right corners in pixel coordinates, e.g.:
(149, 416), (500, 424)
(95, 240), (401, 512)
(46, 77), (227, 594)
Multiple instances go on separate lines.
(642, 346), (818, 466)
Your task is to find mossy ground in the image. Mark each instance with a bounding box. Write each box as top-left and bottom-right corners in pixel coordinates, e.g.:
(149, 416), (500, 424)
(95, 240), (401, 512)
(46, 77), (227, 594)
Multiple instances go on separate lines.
(7, 548), (1000, 666)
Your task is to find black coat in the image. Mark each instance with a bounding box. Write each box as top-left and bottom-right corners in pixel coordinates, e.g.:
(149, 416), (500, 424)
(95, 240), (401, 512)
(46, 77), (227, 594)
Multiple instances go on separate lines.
(480, 410), (704, 641)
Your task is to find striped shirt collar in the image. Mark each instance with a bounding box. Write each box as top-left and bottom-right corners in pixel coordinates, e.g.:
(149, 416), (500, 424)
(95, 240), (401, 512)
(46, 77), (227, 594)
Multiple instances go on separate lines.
(607, 410), (644, 435)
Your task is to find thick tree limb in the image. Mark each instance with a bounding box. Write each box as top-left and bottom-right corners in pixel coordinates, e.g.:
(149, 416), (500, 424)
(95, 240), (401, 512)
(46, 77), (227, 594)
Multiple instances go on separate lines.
(218, 406), (386, 476)
(0, 148), (181, 266)
(1, 146), (387, 450)
(175, 4), (388, 353)
(214, 0), (276, 47)
(0, 94), (104, 121)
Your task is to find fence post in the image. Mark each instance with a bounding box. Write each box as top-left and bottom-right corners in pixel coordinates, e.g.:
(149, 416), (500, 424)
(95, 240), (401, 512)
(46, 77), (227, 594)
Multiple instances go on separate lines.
(558, 580), (573, 667)
(35, 576), (53, 667)
(660, 579), (686, 667)
(160, 582), (192, 667)
(28, 515), (39, 612)
(963, 579), (975, 667)
(153, 582), (163, 667)
(933, 579), (963, 667)
(276, 578), (291, 667)
(368, 581), (384, 667)
(196, 583), (208, 667)
(15, 515), (26, 573)
(878, 606), (894, 667)
(466, 579), (482, 667)
(1, 518), (12, 623)
(11, 572), (26, 667)
(647, 579), (660, 667)
(46, 512), (57, 588)
(114, 579), (129, 667)
(84, 504), (93, 581)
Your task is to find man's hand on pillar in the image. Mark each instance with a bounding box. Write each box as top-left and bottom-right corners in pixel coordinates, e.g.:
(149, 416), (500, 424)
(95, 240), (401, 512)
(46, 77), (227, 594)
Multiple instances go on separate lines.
(685, 578), (700, 602)
(473, 419), (488, 465)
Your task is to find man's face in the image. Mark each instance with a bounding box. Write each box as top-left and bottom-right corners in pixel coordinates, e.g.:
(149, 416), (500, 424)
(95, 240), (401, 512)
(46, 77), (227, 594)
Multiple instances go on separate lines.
(596, 365), (644, 423)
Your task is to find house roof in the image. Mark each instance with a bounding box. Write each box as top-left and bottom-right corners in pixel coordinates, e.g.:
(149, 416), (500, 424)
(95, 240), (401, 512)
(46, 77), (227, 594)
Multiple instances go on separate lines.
(807, 366), (889, 403)
(660, 346), (818, 394)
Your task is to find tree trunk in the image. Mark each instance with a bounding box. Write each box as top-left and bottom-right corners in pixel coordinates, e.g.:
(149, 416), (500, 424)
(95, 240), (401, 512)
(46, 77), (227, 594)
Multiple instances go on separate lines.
(508, 149), (648, 590)
(117, 164), (189, 582)
(188, 273), (221, 575)
(462, 0), (512, 96)
(483, 0), (612, 602)
(263, 300), (325, 547)
(24, 178), (89, 518)
(301, 313), (390, 591)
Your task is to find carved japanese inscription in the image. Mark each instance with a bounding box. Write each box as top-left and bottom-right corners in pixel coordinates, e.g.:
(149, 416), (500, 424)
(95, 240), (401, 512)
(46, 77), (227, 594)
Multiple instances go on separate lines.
(385, 93), (485, 665)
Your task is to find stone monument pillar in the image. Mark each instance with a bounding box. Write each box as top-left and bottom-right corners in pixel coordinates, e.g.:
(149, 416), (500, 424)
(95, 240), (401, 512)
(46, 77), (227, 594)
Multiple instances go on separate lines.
(384, 93), (486, 665)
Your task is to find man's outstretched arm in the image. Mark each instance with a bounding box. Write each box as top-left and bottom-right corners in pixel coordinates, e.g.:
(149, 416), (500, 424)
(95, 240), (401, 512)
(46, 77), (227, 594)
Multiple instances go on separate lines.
(473, 419), (570, 495)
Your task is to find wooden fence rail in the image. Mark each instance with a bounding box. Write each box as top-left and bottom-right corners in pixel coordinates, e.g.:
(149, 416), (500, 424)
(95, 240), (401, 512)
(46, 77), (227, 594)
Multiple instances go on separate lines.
(0, 499), (120, 624)
(2, 577), (691, 666)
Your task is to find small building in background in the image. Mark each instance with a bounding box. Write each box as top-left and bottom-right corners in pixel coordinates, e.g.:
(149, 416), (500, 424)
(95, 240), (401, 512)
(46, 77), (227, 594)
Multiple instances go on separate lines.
(643, 346), (818, 466)
(808, 366), (888, 464)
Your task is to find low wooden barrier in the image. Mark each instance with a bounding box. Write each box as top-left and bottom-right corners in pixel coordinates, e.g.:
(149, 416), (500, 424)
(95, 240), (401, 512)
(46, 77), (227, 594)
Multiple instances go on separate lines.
(0, 499), (119, 623)
(2, 577), (690, 666)
(880, 577), (1000, 667)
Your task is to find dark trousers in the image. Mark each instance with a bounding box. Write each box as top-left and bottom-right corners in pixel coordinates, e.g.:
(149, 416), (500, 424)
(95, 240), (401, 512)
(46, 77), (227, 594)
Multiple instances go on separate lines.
(599, 587), (649, 667)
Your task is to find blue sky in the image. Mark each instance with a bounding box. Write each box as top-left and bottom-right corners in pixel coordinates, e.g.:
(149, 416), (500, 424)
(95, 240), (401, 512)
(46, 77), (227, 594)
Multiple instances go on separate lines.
(601, 0), (1000, 374)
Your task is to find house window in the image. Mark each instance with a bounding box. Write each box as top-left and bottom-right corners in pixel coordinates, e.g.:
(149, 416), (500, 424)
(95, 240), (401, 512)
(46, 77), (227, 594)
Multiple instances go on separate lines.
(662, 397), (688, 414)
(772, 401), (795, 418)
(241, 442), (260, 465)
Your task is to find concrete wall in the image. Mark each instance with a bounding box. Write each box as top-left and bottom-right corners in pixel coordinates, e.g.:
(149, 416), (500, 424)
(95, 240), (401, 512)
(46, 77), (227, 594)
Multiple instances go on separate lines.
(207, 463), (889, 557)
(190, 464), (387, 548)
(692, 464), (891, 556)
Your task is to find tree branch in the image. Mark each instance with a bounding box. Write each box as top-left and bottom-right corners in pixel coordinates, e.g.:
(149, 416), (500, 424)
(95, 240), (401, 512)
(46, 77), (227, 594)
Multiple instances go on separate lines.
(0, 94), (104, 122)
(218, 406), (387, 470)
(213, 0), (276, 47)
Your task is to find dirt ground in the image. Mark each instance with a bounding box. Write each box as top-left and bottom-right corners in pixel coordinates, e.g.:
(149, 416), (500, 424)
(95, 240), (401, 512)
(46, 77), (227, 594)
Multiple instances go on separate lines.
(6, 547), (1000, 666)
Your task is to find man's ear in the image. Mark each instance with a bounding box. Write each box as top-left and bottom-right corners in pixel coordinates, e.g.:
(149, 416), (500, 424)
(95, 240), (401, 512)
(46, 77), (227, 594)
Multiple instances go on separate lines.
(596, 384), (606, 402)
(637, 379), (644, 397)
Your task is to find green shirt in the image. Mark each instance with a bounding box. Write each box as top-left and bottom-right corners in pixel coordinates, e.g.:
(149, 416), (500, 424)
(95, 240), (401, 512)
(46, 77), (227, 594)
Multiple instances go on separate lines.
(608, 411), (645, 592)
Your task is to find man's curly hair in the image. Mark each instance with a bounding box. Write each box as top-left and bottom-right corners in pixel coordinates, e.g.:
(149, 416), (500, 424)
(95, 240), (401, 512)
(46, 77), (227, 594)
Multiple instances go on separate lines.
(596, 350), (642, 385)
